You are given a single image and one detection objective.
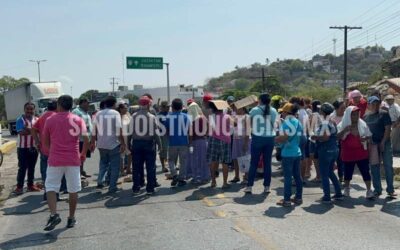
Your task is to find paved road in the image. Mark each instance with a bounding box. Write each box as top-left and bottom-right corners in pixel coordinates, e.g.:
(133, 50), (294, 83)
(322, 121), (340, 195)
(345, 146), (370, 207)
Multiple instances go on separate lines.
(0, 149), (399, 250)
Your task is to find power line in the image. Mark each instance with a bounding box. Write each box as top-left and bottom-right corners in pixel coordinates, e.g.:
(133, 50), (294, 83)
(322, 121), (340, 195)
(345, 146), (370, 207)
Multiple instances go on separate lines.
(329, 26), (362, 93)
(305, 1), (400, 59)
(110, 77), (119, 95)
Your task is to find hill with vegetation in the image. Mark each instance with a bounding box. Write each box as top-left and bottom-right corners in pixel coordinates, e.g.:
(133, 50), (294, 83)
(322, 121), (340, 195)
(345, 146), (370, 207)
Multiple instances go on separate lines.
(206, 45), (397, 102)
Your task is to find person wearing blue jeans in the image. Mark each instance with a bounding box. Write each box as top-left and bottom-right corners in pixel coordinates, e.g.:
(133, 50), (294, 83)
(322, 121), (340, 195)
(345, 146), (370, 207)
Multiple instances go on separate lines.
(311, 103), (343, 203)
(246, 136), (274, 192)
(97, 146), (121, 192)
(364, 96), (397, 198)
(245, 93), (278, 194)
(370, 140), (395, 196)
(91, 96), (126, 194)
(282, 156), (302, 203)
(132, 140), (157, 193)
(275, 103), (303, 207)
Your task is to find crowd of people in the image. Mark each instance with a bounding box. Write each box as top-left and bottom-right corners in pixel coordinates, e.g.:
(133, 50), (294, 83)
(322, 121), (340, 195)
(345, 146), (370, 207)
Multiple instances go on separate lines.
(12, 88), (399, 231)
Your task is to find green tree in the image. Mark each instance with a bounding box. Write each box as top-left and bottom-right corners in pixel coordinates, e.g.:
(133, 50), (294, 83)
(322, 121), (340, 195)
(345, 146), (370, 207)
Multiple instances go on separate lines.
(79, 89), (99, 101)
(123, 93), (139, 105)
(0, 76), (30, 121)
(249, 77), (285, 96)
(234, 78), (251, 90)
(0, 76), (30, 93)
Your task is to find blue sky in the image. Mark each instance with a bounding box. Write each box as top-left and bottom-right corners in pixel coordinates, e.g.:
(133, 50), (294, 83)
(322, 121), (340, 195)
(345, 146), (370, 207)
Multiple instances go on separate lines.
(1, 0), (400, 97)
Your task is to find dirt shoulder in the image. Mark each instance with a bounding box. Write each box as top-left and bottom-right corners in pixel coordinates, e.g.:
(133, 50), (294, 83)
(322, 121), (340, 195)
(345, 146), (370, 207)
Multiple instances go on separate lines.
(0, 148), (18, 205)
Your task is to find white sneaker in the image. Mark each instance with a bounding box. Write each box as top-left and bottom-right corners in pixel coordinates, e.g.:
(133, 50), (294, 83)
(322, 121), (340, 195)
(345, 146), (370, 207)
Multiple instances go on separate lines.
(366, 190), (375, 199)
(264, 186), (271, 194)
(244, 186), (252, 194)
(344, 187), (350, 197)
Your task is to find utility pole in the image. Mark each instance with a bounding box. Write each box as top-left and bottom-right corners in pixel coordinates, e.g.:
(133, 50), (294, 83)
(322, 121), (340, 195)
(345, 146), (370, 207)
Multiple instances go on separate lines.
(329, 25), (362, 94)
(332, 38), (337, 56)
(29, 59), (47, 82)
(110, 77), (119, 96)
(164, 63), (170, 103)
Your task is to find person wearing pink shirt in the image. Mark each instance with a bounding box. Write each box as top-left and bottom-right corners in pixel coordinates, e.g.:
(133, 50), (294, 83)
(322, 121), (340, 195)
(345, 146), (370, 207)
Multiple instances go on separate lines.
(32, 100), (67, 201)
(207, 100), (233, 188)
(42, 95), (89, 231)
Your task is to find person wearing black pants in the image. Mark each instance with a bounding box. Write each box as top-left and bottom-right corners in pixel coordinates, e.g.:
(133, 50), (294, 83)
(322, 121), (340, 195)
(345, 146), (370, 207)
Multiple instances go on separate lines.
(16, 148), (39, 190)
(14, 102), (40, 195)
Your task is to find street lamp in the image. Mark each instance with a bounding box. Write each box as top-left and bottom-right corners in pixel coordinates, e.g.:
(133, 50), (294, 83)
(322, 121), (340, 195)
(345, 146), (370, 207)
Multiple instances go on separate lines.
(29, 59), (47, 82)
(164, 62), (170, 103)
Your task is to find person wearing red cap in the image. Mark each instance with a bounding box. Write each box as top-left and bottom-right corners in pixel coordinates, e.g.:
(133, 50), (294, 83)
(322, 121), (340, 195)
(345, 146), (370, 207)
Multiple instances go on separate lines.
(202, 94), (213, 118)
(129, 96), (161, 195)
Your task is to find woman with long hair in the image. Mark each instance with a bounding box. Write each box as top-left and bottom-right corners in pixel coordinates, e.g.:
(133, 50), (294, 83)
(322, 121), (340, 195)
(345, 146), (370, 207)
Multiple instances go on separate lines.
(245, 93), (278, 194)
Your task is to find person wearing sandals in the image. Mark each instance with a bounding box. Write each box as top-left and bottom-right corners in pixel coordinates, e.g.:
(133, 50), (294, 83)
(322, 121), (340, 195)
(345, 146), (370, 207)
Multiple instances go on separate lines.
(207, 100), (233, 188)
(275, 103), (303, 207)
(230, 105), (250, 184)
(364, 96), (397, 198)
(311, 103), (344, 203)
(117, 103), (132, 177)
(337, 106), (374, 199)
(245, 93), (278, 194)
(187, 101), (210, 184)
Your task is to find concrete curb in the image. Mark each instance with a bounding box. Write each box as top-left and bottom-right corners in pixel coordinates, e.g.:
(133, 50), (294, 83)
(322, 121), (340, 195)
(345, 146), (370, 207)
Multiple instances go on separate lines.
(0, 141), (17, 154)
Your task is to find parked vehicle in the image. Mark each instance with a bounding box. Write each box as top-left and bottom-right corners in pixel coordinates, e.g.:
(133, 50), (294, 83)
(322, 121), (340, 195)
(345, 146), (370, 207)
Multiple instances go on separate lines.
(4, 81), (63, 135)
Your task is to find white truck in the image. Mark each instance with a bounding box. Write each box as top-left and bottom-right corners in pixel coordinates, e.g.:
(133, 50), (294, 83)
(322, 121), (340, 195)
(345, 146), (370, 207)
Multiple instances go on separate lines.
(4, 81), (63, 135)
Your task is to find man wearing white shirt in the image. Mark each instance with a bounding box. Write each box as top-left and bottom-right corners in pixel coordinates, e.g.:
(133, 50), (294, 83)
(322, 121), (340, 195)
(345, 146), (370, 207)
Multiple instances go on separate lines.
(91, 96), (125, 194)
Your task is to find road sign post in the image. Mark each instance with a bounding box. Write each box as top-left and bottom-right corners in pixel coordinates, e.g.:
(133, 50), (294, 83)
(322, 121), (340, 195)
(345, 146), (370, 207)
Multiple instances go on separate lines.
(126, 57), (163, 70)
(126, 56), (171, 103)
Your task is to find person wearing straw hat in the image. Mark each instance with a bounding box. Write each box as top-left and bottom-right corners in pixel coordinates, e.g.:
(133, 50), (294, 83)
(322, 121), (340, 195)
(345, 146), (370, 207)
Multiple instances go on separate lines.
(275, 103), (303, 207)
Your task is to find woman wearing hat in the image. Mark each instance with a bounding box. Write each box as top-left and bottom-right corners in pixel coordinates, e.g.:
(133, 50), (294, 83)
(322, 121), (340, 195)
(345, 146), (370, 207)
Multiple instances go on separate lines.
(337, 106), (374, 198)
(311, 103), (343, 203)
(275, 103), (303, 207)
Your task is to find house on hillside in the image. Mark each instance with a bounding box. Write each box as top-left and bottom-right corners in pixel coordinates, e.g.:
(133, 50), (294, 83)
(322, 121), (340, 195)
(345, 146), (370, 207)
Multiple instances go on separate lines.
(312, 59), (331, 73)
(368, 77), (400, 96)
(347, 81), (369, 91)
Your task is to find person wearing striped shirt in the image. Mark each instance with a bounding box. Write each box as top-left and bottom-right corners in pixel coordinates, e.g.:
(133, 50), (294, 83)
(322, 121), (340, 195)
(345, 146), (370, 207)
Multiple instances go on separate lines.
(14, 102), (40, 195)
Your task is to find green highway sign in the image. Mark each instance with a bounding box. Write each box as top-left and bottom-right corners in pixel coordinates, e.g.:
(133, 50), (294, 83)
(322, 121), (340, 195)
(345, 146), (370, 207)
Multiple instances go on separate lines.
(126, 57), (163, 69)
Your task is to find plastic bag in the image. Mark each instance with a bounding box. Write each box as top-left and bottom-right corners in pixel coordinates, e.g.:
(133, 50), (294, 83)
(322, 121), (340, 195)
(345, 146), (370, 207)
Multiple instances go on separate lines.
(238, 154), (251, 173)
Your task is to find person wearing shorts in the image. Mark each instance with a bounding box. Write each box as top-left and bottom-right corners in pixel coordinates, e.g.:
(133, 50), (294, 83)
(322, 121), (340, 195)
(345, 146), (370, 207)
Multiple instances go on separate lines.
(206, 100), (233, 188)
(43, 95), (89, 231)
